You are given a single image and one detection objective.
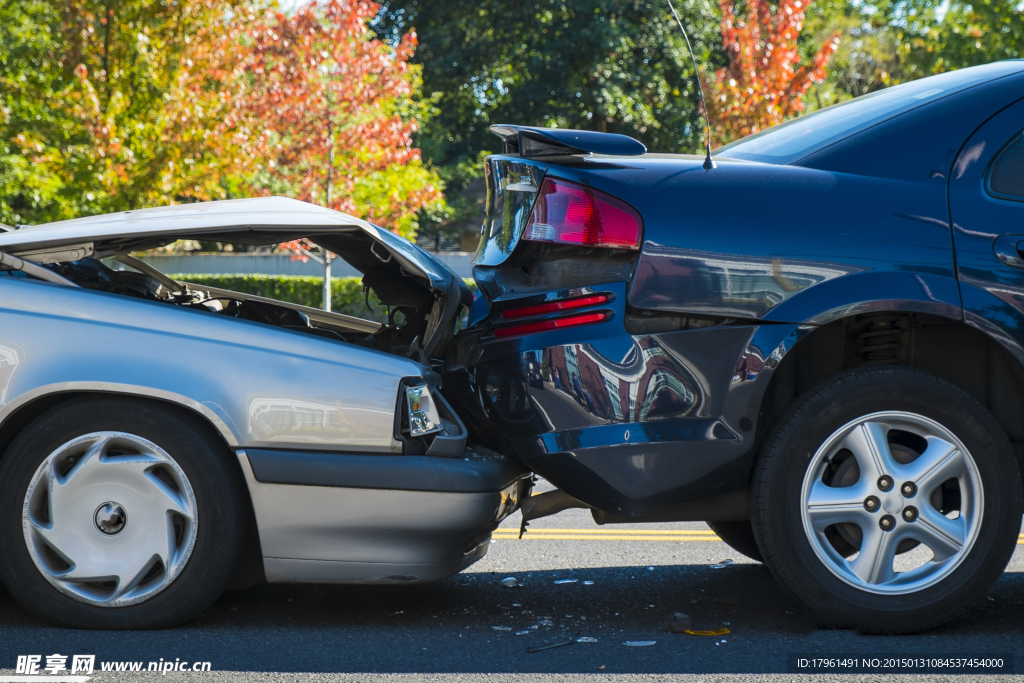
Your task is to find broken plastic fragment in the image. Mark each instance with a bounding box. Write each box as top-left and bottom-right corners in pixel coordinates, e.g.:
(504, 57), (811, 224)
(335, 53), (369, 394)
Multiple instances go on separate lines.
(554, 578), (579, 584)
(583, 580), (595, 585)
(623, 641), (657, 647)
(526, 632), (580, 653)
(492, 626), (512, 631)
(708, 559), (734, 569)
(515, 630), (530, 635)
(662, 612), (692, 633)
(576, 636), (598, 643)
(500, 577), (520, 587)
(684, 628), (730, 636)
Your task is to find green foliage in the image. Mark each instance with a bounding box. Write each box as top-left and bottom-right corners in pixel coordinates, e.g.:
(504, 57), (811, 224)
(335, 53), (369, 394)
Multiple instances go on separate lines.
(172, 274), (478, 323)
(172, 274), (388, 321)
(415, 150), (489, 246)
(376, 0), (723, 166)
(884, 0), (1024, 76)
(801, 0), (1023, 110)
(0, 0), (245, 225)
(0, 1), (78, 224)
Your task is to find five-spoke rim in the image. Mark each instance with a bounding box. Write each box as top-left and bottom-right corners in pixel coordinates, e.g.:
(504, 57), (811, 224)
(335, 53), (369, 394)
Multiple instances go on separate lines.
(800, 411), (983, 595)
(22, 432), (198, 607)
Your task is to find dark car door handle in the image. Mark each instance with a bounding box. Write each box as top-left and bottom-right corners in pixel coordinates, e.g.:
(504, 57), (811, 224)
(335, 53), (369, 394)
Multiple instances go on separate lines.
(993, 234), (1024, 269)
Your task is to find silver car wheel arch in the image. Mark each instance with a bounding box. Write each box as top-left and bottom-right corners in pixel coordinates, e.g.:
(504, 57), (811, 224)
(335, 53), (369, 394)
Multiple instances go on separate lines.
(799, 411), (983, 596)
(22, 431), (199, 607)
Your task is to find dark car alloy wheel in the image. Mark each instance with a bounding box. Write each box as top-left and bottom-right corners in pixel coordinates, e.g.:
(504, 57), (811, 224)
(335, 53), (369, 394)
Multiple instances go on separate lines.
(752, 367), (1022, 633)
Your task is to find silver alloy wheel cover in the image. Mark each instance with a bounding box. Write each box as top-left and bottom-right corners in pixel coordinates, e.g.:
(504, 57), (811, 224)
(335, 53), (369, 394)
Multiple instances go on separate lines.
(22, 432), (199, 607)
(799, 411), (983, 595)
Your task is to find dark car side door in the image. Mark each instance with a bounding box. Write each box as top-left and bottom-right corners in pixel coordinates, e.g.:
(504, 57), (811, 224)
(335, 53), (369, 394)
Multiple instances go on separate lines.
(951, 99), (1024, 371)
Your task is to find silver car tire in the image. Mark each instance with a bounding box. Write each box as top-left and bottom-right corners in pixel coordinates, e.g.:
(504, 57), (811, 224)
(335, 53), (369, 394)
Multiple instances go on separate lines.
(751, 367), (1022, 634)
(0, 396), (247, 630)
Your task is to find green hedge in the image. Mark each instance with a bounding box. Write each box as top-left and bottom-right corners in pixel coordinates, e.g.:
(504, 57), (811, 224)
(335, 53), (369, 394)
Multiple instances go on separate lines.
(172, 274), (478, 325)
(172, 274), (387, 322)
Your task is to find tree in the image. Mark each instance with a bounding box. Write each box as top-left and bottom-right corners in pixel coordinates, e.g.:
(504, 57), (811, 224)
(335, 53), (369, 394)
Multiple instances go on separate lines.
(879, 0), (1023, 77)
(172, 0), (442, 239)
(708, 0), (840, 141)
(376, 0), (723, 166)
(0, 0), (243, 225)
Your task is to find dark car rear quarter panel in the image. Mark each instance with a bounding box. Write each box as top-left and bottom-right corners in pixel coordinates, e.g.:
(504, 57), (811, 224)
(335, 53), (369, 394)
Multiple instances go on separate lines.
(542, 157), (959, 323)
(457, 283), (806, 514)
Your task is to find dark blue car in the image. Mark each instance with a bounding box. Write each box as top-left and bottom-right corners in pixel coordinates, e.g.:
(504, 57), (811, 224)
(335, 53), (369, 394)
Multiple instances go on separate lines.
(448, 60), (1024, 633)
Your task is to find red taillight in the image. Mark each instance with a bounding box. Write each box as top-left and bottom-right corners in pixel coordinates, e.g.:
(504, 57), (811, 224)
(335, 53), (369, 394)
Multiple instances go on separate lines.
(493, 312), (610, 338)
(522, 178), (642, 250)
(501, 293), (611, 320)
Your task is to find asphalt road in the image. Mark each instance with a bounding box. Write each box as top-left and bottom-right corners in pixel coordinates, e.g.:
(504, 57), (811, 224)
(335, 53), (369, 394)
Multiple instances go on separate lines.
(1, 487), (1023, 683)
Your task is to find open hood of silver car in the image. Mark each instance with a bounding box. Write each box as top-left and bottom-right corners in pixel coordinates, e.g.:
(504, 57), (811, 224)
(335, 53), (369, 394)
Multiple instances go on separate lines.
(0, 197), (473, 360)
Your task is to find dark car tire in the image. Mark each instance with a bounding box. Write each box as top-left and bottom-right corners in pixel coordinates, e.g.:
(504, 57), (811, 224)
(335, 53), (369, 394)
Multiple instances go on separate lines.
(0, 396), (248, 629)
(707, 521), (763, 563)
(752, 367), (1022, 634)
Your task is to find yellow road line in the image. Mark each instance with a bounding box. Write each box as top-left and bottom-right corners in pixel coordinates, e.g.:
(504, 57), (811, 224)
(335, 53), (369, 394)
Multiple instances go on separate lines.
(493, 532), (1024, 543)
(494, 528), (718, 535)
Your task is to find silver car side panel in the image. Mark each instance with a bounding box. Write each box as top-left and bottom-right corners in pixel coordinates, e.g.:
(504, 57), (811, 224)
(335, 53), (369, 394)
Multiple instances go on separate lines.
(0, 276), (425, 453)
(236, 452), (497, 583)
(262, 546), (489, 585)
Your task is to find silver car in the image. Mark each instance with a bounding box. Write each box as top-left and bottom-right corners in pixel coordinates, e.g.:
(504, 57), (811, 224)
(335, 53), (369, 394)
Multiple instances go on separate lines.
(0, 197), (529, 629)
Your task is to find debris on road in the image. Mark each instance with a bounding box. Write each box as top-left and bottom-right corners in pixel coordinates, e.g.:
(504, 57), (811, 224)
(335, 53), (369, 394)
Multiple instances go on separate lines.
(492, 626), (512, 631)
(708, 559), (734, 569)
(662, 612), (692, 633)
(684, 628), (731, 636)
(526, 632), (580, 653)
(500, 577), (520, 587)
(623, 641), (657, 647)
(537, 619), (554, 627)
(583, 580), (595, 585)
(576, 636), (598, 643)
(554, 578), (579, 584)
(516, 631), (530, 635)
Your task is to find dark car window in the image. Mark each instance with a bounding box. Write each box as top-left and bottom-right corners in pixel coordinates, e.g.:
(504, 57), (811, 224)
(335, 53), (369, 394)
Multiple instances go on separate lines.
(988, 132), (1024, 200)
(715, 62), (1024, 165)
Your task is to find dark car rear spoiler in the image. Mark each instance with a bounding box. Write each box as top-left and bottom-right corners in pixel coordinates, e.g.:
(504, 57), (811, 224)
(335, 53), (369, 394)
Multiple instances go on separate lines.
(489, 124), (646, 157)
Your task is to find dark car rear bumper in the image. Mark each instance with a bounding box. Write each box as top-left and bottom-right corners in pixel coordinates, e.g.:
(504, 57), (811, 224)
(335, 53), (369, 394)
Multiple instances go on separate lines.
(446, 284), (806, 516)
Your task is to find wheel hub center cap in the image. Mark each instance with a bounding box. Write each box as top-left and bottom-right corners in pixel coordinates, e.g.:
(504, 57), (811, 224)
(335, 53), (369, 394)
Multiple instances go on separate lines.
(881, 491), (905, 514)
(94, 502), (127, 536)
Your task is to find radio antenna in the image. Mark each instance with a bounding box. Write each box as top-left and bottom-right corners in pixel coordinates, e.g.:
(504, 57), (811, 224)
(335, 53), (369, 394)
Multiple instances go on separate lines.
(665, 0), (716, 170)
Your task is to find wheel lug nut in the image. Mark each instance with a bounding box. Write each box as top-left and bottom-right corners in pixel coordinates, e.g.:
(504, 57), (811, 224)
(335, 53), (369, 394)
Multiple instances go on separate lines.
(877, 476), (893, 491)
(902, 506), (918, 522)
(864, 496), (880, 512)
(901, 481), (916, 497)
(879, 514), (895, 531)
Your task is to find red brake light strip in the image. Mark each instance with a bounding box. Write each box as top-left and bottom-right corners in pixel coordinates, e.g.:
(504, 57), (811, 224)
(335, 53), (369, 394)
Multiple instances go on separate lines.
(500, 294), (610, 320)
(493, 312), (609, 338)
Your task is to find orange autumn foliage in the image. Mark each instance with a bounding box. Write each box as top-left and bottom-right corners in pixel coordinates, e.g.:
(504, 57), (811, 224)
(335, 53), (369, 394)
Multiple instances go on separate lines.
(166, 0), (441, 239)
(709, 0), (840, 142)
